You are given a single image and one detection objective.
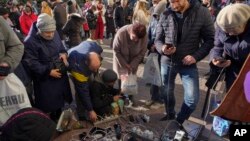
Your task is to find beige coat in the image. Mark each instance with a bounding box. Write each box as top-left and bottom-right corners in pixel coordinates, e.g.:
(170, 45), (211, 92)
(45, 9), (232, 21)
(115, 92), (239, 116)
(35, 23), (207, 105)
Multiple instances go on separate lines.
(113, 25), (148, 77)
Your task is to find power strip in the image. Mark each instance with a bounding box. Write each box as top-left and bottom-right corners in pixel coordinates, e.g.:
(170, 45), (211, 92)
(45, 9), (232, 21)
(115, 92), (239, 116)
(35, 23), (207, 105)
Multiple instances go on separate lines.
(93, 115), (120, 126)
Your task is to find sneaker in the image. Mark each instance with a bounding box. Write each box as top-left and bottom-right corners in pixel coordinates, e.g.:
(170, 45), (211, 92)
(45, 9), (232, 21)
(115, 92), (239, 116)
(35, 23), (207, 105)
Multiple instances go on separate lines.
(145, 100), (154, 106)
(150, 102), (164, 109)
(160, 115), (176, 121)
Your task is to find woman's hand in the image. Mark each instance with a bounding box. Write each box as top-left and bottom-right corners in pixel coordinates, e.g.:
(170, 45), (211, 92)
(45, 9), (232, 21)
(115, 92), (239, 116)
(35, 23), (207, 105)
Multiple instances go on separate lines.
(212, 59), (231, 68)
(50, 69), (62, 78)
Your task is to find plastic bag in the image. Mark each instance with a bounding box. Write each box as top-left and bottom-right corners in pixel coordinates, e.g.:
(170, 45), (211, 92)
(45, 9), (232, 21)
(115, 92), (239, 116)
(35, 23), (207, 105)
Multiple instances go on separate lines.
(121, 74), (138, 95)
(142, 53), (162, 86)
(212, 103), (231, 136)
(0, 73), (31, 125)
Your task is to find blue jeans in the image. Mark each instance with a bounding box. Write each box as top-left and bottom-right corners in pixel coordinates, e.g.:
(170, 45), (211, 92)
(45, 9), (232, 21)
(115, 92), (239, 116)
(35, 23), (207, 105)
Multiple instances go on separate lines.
(161, 63), (200, 124)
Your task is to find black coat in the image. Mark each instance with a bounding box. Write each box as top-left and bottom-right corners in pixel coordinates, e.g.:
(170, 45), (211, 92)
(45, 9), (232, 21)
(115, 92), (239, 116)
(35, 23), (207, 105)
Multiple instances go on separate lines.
(22, 23), (72, 113)
(62, 15), (85, 48)
(89, 76), (120, 116)
(113, 6), (125, 29)
(86, 9), (97, 30)
(105, 5), (115, 33)
(155, 0), (215, 64)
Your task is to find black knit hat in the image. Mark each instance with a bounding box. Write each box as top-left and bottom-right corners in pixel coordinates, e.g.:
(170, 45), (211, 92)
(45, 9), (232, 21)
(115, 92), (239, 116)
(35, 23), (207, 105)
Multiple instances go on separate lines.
(101, 69), (118, 83)
(0, 108), (56, 141)
(0, 7), (9, 15)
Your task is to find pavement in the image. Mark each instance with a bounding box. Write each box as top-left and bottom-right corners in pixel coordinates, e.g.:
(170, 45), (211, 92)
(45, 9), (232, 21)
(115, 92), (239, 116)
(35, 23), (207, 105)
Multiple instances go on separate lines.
(99, 39), (229, 141)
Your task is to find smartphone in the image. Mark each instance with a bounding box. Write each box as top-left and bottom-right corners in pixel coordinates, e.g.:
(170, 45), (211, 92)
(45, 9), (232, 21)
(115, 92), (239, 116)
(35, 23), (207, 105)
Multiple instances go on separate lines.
(165, 44), (173, 49)
(0, 66), (10, 76)
(215, 57), (226, 63)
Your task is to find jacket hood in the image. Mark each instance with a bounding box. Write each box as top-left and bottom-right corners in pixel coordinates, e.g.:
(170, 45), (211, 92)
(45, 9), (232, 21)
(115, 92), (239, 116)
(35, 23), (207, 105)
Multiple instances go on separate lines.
(153, 0), (167, 16)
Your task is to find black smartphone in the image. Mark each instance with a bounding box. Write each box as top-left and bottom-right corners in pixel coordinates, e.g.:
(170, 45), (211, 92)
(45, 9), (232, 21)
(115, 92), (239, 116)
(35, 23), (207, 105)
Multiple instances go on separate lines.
(0, 66), (10, 76)
(165, 43), (174, 49)
(215, 57), (226, 63)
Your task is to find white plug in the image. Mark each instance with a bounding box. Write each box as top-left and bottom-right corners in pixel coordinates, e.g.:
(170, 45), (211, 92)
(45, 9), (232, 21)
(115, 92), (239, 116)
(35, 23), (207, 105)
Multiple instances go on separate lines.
(174, 130), (185, 141)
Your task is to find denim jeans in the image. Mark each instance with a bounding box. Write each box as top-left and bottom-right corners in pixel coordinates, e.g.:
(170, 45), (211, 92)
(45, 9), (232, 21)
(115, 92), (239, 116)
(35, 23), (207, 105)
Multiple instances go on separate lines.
(161, 63), (200, 124)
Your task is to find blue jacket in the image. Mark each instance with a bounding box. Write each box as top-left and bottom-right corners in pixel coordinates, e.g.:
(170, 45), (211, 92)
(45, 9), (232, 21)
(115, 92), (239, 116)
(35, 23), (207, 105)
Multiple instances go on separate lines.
(210, 22), (250, 89)
(68, 39), (103, 111)
(211, 22), (250, 65)
(22, 22), (71, 112)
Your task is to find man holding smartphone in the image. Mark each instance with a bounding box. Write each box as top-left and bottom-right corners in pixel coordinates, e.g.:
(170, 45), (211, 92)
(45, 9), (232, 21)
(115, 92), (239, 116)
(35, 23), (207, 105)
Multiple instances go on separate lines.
(0, 16), (24, 80)
(155, 0), (214, 124)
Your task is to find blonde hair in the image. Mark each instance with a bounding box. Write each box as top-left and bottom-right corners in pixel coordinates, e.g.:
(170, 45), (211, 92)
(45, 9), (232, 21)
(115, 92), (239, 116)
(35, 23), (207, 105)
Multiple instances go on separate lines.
(41, 1), (53, 16)
(108, 0), (114, 6)
(133, 1), (149, 17)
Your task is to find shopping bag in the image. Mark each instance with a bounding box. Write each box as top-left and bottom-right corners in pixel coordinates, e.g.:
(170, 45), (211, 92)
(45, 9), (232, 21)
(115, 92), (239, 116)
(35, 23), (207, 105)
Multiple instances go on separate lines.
(212, 112), (231, 136)
(208, 89), (231, 137)
(0, 73), (31, 125)
(142, 53), (162, 86)
(121, 74), (138, 95)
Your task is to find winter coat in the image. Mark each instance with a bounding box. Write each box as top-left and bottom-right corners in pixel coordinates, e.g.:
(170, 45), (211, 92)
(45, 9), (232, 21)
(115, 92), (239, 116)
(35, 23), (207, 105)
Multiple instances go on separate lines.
(22, 22), (72, 113)
(86, 9), (97, 30)
(105, 5), (115, 33)
(19, 11), (37, 36)
(0, 17), (24, 72)
(62, 15), (85, 48)
(155, 0), (214, 64)
(210, 22), (250, 89)
(113, 25), (148, 77)
(113, 6), (125, 29)
(52, 2), (67, 40)
(68, 39), (103, 111)
(89, 73), (120, 116)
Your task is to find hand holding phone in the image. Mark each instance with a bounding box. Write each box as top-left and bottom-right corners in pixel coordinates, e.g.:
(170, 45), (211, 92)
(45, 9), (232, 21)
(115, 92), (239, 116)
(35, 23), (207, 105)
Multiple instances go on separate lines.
(214, 57), (226, 63)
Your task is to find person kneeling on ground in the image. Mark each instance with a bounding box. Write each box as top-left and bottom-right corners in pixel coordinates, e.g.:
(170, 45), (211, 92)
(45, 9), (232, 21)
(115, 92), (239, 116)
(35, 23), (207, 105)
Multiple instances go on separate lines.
(90, 69), (122, 117)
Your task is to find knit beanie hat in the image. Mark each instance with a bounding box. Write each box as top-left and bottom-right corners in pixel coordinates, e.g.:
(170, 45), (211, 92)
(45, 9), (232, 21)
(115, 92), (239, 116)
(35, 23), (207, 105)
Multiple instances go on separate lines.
(101, 69), (118, 83)
(36, 13), (56, 32)
(67, 0), (77, 14)
(0, 108), (56, 141)
(216, 3), (250, 30)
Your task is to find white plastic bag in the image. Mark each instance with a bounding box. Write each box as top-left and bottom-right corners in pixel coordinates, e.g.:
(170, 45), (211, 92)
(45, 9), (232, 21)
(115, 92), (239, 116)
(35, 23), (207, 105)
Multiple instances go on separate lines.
(121, 74), (138, 95)
(142, 53), (162, 86)
(0, 73), (31, 125)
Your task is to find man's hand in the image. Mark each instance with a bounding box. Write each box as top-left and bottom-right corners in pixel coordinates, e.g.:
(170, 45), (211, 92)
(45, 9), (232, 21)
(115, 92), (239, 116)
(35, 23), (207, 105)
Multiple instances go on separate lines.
(89, 110), (97, 122)
(182, 55), (197, 65)
(0, 62), (10, 80)
(50, 69), (62, 78)
(162, 45), (176, 55)
(212, 59), (231, 68)
(113, 95), (121, 102)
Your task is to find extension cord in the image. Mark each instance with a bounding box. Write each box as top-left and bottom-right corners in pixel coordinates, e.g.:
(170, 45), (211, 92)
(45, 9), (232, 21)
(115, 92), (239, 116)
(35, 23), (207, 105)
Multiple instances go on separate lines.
(94, 115), (120, 126)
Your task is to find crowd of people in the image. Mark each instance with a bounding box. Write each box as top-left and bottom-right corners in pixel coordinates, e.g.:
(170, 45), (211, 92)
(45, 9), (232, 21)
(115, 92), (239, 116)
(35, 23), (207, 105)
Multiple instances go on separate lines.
(0, 0), (250, 140)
